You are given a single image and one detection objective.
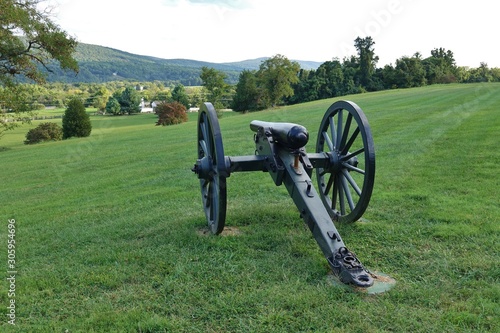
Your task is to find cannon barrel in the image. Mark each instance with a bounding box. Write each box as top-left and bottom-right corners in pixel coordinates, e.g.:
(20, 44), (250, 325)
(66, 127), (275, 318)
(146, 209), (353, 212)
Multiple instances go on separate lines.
(250, 120), (309, 149)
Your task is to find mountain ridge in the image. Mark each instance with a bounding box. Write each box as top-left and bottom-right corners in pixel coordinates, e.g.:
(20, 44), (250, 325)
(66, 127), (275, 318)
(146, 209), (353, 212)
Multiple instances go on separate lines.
(46, 43), (322, 85)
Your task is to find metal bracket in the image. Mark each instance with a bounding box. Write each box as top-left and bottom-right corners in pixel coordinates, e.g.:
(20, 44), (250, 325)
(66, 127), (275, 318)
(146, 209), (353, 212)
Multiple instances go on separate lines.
(328, 247), (373, 287)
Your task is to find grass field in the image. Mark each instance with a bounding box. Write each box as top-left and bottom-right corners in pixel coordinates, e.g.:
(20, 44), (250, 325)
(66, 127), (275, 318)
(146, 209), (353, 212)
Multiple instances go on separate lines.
(1, 83), (499, 332)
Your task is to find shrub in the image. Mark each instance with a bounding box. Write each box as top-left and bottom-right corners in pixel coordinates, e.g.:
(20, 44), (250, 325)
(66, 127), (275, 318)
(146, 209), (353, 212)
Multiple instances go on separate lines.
(155, 101), (188, 126)
(24, 122), (63, 144)
(105, 97), (121, 115)
(62, 98), (92, 139)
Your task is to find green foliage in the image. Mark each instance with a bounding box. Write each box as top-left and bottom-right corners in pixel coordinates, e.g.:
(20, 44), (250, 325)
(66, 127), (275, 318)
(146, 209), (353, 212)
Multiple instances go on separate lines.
(170, 84), (190, 109)
(232, 55), (301, 111)
(0, 0), (78, 85)
(117, 87), (141, 114)
(155, 101), (188, 126)
(23, 122), (62, 144)
(0, 0), (78, 140)
(394, 55), (427, 88)
(354, 36), (379, 89)
(105, 97), (121, 115)
(200, 67), (230, 108)
(257, 54), (300, 107)
(92, 86), (111, 111)
(231, 70), (263, 111)
(62, 98), (92, 139)
(43, 42), (242, 84)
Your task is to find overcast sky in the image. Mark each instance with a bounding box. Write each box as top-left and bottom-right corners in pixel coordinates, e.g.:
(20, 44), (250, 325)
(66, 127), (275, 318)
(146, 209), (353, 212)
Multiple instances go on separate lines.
(46, 0), (498, 68)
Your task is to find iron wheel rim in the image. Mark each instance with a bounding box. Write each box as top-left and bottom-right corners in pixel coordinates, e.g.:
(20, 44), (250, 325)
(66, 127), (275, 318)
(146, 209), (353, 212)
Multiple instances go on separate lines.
(197, 102), (227, 234)
(316, 100), (375, 223)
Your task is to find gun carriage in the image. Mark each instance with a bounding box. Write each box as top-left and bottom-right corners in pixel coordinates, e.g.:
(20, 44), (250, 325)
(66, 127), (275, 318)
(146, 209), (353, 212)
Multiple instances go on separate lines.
(192, 101), (390, 289)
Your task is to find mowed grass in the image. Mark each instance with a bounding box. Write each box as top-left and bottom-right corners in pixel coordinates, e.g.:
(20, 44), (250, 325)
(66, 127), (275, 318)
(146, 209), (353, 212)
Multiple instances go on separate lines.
(0, 83), (499, 332)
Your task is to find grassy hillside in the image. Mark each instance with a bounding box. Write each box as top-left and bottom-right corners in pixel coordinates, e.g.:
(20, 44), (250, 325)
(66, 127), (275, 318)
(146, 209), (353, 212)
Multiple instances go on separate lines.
(45, 43), (322, 84)
(0, 83), (499, 332)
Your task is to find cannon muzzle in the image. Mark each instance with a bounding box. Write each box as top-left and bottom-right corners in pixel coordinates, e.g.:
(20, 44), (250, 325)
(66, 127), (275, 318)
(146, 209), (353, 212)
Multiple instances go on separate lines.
(250, 120), (309, 149)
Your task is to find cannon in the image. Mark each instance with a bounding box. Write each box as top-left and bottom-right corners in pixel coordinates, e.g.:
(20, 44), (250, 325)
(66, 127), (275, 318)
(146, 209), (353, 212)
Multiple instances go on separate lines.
(192, 101), (391, 289)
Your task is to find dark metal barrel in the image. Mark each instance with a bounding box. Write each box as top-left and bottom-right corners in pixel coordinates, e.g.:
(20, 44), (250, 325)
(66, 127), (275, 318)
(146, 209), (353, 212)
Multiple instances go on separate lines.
(250, 120), (309, 149)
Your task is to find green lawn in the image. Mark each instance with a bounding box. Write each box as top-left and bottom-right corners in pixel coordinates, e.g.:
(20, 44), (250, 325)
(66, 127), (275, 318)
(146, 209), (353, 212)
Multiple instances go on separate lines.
(1, 83), (499, 332)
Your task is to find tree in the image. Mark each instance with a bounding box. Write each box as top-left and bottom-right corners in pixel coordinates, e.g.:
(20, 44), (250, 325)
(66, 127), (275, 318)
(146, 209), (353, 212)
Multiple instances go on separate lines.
(354, 36), (379, 89)
(394, 56), (426, 88)
(62, 98), (91, 139)
(257, 54), (300, 107)
(171, 84), (190, 109)
(105, 97), (121, 115)
(200, 67), (229, 109)
(117, 87), (141, 114)
(315, 60), (345, 99)
(24, 122), (62, 144)
(423, 48), (457, 84)
(0, 0), (79, 138)
(232, 70), (262, 111)
(155, 101), (188, 126)
(287, 68), (319, 104)
(0, 0), (78, 84)
(92, 86), (111, 111)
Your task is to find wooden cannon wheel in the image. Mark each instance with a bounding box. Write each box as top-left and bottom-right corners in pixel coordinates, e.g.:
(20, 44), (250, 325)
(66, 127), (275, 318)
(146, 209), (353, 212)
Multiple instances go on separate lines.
(316, 101), (376, 223)
(196, 102), (227, 234)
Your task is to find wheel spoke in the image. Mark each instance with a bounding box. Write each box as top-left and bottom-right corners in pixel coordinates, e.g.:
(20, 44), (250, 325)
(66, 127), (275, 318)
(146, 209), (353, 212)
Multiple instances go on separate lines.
(331, 174), (339, 211)
(341, 127), (360, 155)
(342, 162), (365, 175)
(200, 139), (209, 156)
(336, 109), (343, 150)
(341, 174), (355, 211)
(206, 181), (213, 208)
(341, 147), (364, 162)
(210, 179), (218, 223)
(329, 116), (337, 150)
(338, 175), (346, 215)
(342, 169), (362, 196)
(340, 113), (353, 150)
(324, 173), (334, 196)
(322, 131), (334, 152)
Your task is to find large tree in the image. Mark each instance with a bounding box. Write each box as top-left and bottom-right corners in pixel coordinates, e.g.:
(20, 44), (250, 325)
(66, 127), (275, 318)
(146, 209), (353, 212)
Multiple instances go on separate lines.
(62, 98), (91, 139)
(1, 0), (78, 137)
(257, 54), (300, 107)
(170, 83), (190, 109)
(200, 67), (229, 109)
(394, 55), (426, 88)
(117, 86), (141, 114)
(423, 47), (458, 84)
(232, 69), (262, 112)
(0, 0), (78, 84)
(354, 36), (379, 89)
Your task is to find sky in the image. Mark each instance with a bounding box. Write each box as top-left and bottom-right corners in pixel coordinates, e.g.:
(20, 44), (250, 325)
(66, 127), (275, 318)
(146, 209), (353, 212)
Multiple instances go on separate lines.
(45, 0), (498, 68)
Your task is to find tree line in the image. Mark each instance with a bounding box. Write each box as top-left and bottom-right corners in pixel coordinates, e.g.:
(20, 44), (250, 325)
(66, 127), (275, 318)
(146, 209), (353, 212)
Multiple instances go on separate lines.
(229, 37), (500, 111)
(2, 36), (499, 119)
(2, 1), (500, 139)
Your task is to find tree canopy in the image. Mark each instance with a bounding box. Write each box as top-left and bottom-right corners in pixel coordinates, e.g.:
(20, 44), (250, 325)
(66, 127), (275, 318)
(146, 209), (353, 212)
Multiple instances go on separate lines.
(0, 0), (79, 85)
(62, 98), (91, 139)
(200, 67), (230, 109)
(1, 0), (79, 138)
(257, 54), (300, 107)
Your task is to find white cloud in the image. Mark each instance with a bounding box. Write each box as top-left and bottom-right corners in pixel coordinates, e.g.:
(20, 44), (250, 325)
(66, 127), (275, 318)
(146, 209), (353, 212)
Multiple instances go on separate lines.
(47, 0), (499, 67)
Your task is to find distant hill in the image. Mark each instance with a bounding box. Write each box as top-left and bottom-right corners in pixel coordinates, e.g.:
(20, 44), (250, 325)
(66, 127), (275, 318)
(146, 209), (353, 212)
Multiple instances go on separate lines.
(45, 43), (322, 85)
